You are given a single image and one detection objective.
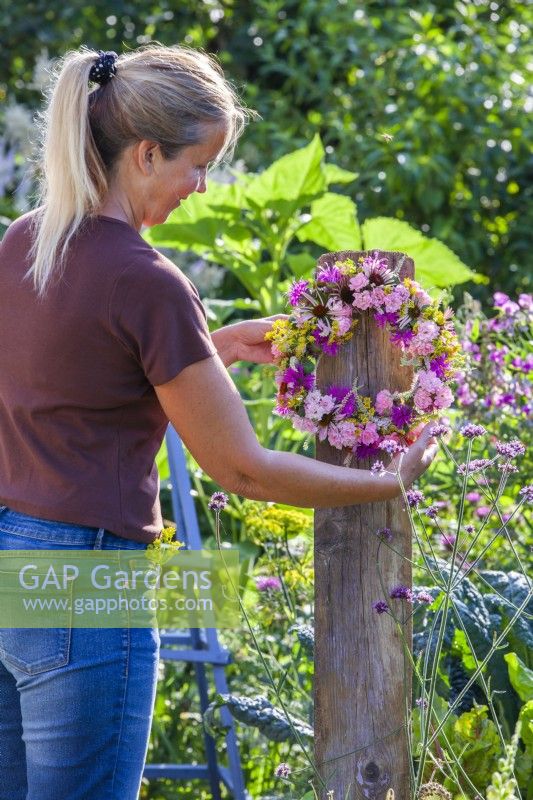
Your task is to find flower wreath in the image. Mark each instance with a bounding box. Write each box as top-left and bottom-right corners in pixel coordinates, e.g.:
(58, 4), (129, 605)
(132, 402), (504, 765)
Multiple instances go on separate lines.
(265, 251), (463, 462)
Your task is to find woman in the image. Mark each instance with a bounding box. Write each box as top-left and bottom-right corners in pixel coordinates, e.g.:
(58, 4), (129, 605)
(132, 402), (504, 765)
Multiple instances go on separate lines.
(0, 45), (437, 800)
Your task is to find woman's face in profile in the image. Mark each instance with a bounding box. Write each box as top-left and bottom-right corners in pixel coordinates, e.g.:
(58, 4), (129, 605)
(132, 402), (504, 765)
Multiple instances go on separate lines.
(141, 125), (227, 228)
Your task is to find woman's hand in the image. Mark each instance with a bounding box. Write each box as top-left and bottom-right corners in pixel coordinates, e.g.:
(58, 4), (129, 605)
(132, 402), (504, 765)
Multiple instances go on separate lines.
(389, 422), (440, 489)
(211, 315), (288, 367)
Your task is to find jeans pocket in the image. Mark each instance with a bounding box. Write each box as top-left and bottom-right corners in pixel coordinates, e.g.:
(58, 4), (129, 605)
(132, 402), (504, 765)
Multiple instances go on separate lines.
(0, 551), (74, 676)
(0, 627), (72, 676)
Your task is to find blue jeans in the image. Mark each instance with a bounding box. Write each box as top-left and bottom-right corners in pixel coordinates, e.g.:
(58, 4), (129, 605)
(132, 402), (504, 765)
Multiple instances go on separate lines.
(0, 505), (160, 800)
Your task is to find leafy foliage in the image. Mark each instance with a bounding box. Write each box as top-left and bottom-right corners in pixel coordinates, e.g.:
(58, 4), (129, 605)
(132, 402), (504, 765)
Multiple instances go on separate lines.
(147, 135), (479, 316)
(2, 0), (530, 296)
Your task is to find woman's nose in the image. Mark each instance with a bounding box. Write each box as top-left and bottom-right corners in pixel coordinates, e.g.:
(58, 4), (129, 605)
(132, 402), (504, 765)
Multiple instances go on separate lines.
(196, 174), (207, 194)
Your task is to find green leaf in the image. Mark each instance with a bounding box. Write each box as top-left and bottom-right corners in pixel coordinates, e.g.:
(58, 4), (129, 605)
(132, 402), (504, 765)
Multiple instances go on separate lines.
(145, 181), (246, 250)
(453, 705), (500, 785)
(296, 192), (362, 250)
(361, 216), (479, 290)
(155, 440), (169, 482)
(505, 652), (533, 703)
(323, 162), (359, 185)
(286, 251), (317, 278)
(244, 134), (326, 213)
(518, 699), (533, 754)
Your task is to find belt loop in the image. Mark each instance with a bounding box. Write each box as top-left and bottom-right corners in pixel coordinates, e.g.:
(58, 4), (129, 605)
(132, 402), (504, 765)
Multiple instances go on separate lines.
(94, 527), (105, 550)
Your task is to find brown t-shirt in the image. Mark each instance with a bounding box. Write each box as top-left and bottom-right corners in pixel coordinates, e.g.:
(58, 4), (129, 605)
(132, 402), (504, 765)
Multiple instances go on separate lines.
(0, 211), (217, 542)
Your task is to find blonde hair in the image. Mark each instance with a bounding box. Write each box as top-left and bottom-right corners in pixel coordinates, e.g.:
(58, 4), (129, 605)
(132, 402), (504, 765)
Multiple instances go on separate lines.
(27, 44), (253, 296)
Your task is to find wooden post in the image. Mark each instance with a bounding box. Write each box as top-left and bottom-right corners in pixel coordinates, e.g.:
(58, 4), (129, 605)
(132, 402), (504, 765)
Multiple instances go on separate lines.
(314, 250), (415, 800)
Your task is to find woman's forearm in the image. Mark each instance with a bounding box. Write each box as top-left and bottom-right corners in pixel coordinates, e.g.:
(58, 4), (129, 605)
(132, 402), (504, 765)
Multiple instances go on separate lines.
(239, 447), (399, 507)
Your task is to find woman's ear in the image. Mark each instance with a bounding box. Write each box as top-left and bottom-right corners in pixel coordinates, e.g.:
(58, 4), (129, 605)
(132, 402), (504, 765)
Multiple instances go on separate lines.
(135, 140), (159, 176)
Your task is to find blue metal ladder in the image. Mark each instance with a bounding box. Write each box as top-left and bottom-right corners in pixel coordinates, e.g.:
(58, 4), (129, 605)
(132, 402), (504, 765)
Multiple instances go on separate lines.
(143, 425), (248, 799)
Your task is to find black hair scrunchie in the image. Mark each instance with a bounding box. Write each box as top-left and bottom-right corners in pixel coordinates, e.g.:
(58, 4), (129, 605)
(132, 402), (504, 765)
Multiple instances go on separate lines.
(89, 51), (118, 86)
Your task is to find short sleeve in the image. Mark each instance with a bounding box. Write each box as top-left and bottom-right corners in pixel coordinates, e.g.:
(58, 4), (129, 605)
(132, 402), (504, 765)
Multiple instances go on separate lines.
(109, 251), (217, 385)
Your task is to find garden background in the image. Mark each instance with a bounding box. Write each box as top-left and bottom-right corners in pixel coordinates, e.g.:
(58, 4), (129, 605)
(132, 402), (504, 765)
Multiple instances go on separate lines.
(0, 1), (531, 799)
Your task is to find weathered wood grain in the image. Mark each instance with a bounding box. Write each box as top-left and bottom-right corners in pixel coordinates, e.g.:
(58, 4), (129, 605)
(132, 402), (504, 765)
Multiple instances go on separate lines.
(314, 250), (415, 800)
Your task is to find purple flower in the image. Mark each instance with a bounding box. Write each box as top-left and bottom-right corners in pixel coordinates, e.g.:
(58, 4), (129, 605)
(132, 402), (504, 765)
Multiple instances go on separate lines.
(328, 385), (356, 416)
(440, 533), (457, 551)
(464, 524), (475, 534)
(493, 292), (510, 307)
(430, 423), (449, 437)
(372, 600), (390, 614)
(274, 762), (292, 779)
(312, 329), (340, 356)
(208, 492), (228, 512)
(379, 439), (408, 455)
(375, 526), (393, 542)
(390, 328), (415, 347)
(496, 393), (515, 407)
(407, 489), (425, 508)
(390, 585), (414, 602)
(457, 458), (492, 475)
(498, 462), (519, 474)
(495, 439), (526, 459)
(371, 460), (386, 476)
(317, 265), (343, 284)
(391, 404), (413, 428)
(281, 364), (315, 395)
(256, 576), (282, 592)
(416, 591), (433, 604)
(429, 355), (449, 380)
(460, 424), (486, 439)
(466, 492), (481, 503)
(519, 485), (533, 503)
(374, 311), (399, 328)
(476, 505), (492, 518)
(425, 505), (438, 520)
(355, 442), (381, 459)
(287, 279), (310, 306)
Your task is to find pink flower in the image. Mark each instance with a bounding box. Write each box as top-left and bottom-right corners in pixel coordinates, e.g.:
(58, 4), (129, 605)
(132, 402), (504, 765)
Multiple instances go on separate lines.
(434, 385), (453, 409)
(410, 337), (436, 357)
(359, 422), (379, 445)
(328, 421), (358, 449)
(371, 287), (387, 309)
(293, 416), (319, 434)
(418, 370), (443, 393)
(384, 285), (409, 313)
(416, 320), (440, 341)
(375, 390), (394, 414)
(349, 273), (369, 292)
(352, 291), (373, 310)
(414, 388), (433, 411)
(304, 390), (336, 420)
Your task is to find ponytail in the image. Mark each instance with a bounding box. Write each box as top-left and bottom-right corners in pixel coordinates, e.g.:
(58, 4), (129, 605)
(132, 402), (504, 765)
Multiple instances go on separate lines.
(28, 47), (109, 296)
(27, 44), (252, 297)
